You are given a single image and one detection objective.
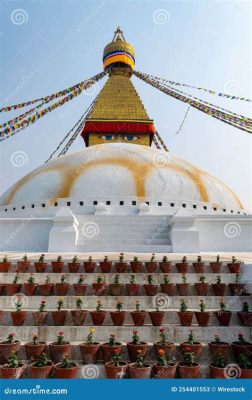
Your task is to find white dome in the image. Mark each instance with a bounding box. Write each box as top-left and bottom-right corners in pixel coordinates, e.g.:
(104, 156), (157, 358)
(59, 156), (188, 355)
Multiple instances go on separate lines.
(0, 143), (243, 211)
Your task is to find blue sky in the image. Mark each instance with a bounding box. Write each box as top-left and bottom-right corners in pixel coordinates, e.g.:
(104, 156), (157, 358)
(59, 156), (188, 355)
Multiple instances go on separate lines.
(1, 0), (251, 209)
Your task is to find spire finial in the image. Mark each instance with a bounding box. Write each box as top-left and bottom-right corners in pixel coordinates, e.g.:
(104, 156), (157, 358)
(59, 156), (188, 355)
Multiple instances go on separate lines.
(113, 26), (126, 42)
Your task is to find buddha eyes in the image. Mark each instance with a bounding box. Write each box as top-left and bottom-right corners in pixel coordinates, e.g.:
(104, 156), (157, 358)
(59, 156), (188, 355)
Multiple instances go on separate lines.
(99, 135), (139, 141)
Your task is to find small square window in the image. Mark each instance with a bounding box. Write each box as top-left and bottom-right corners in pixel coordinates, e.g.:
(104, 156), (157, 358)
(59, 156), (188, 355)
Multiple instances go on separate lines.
(231, 210), (233, 213)
(145, 201), (149, 205)
(31, 204), (35, 208)
(158, 202), (162, 206)
(170, 203), (174, 207)
(93, 201), (98, 205)
(79, 201), (83, 206)
(132, 201), (136, 205)
(213, 207), (217, 211)
(193, 204), (197, 209)
(13, 207), (16, 211)
(5, 209), (7, 212)
(54, 202), (58, 207)
(223, 209), (226, 212)
(203, 206), (207, 210)
(238, 211), (240, 214)
(22, 206), (25, 209)
(182, 204), (186, 208)
(106, 201), (111, 205)
(42, 204), (45, 208)
(67, 202), (71, 206)
(120, 201), (124, 206)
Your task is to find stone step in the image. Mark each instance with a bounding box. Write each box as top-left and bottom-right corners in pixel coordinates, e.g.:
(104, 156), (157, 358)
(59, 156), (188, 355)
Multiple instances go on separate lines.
(76, 245), (173, 252)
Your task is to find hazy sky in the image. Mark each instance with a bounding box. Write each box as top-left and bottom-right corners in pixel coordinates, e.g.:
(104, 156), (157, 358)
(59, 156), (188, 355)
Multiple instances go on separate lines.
(1, 0), (251, 209)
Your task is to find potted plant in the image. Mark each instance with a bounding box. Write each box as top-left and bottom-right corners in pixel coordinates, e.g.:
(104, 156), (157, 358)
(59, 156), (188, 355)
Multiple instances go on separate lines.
(110, 274), (124, 296)
(237, 302), (252, 326)
(229, 273), (247, 296)
(0, 351), (25, 379)
(177, 274), (190, 296)
(24, 274), (38, 296)
(144, 274), (158, 296)
(130, 256), (142, 273)
(102, 334), (122, 363)
(56, 275), (69, 296)
(100, 255), (112, 273)
(195, 299), (211, 327)
(39, 275), (54, 296)
(209, 353), (228, 378)
(195, 275), (209, 296)
(159, 255), (172, 273)
(178, 351), (200, 378)
(180, 329), (203, 359)
(29, 352), (53, 378)
(90, 300), (106, 325)
(17, 254), (30, 272)
(10, 296), (27, 326)
(49, 331), (71, 363)
(68, 255), (80, 272)
(161, 274), (175, 296)
(149, 302), (165, 326)
(105, 348), (128, 379)
(126, 274), (140, 296)
(210, 255), (222, 273)
(52, 297), (67, 326)
(238, 354), (252, 378)
(145, 253), (158, 272)
(154, 348), (177, 379)
(54, 353), (78, 378)
(177, 299), (193, 326)
(232, 332), (252, 362)
(227, 256), (241, 273)
(71, 297), (88, 326)
(212, 275), (226, 296)
(6, 271), (22, 295)
(0, 255), (11, 273)
(0, 333), (20, 364)
(84, 256), (96, 273)
(215, 297), (232, 326)
(193, 256), (204, 273)
(25, 333), (46, 360)
(51, 255), (64, 273)
(32, 300), (48, 326)
(154, 328), (176, 359)
(92, 275), (106, 296)
(127, 330), (148, 362)
(208, 333), (231, 363)
(34, 253), (47, 273)
(73, 274), (87, 295)
(129, 349), (151, 378)
(0, 283), (5, 295)
(130, 301), (146, 326)
(115, 253), (127, 273)
(110, 299), (126, 326)
(176, 256), (188, 273)
(79, 328), (101, 364)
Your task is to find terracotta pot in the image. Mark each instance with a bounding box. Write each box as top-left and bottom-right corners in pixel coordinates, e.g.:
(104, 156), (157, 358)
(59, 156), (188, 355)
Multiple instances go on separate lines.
(51, 261), (65, 273)
(105, 361), (128, 379)
(25, 342), (47, 359)
(239, 369), (252, 378)
(154, 342), (176, 359)
(1, 363), (25, 379)
(34, 262), (48, 273)
(49, 342), (71, 363)
(51, 310), (67, 326)
(129, 363), (151, 378)
(73, 283), (87, 296)
(102, 342), (122, 362)
(55, 283), (69, 296)
(160, 283), (175, 296)
(110, 311), (126, 326)
(110, 284), (124, 296)
(159, 261), (172, 273)
(227, 262), (241, 273)
(0, 341), (20, 364)
(17, 261), (30, 272)
(154, 363), (177, 378)
(130, 261), (142, 273)
(54, 363), (78, 378)
(232, 342), (252, 362)
(100, 261), (112, 273)
(127, 342), (148, 362)
(84, 261), (96, 272)
(178, 362), (201, 378)
(23, 283), (38, 296)
(0, 261), (11, 273)
(115, 262), (128, 272)
(193, 262), (205, 273)
(11, 311), (27, 326)
(68, 262), (80, 273)
(195, 311), (211, 327)
(215, 311), (232, 326)
(29, 361), (53, 378)
(209, 364), (227, 379)
(92, 283), (106, 296)
(39, 283), (54, 296)
(0, 284), (5, 295)
(208, 342), (230, 363)
(71, 310), (88, 326)
(148, 311), (165, 326)
(90, 310), (106, 325)
(229, 284), (246, 296)
(0, 310), (4, 323)
(210, 262), (222, 273)
(126, 284), (140, 296)
(180, 342), (203, 359)
(6, 284), (22, 296)
(176, 262), (188, 273)
(237, 312), (252, 326)
(177, 311), (193, 326)
(212, 283), (226, 296)
(32, 311), (48, 326)
(145, 262), (158, 273)
(176, 283), (190, 296)
(195, 283), (209, 296)
(130, 311), (146, 326)
(79, 342), (101, 364)
(144, 284), (158, 296)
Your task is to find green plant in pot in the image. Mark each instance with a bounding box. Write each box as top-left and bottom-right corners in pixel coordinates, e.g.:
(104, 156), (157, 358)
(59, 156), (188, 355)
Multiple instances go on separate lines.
(51, 255), (64, 273)
(210, 254), (222, 273)
(68, 255), (80, 272)
(144, 274), (158, 296)
(110, 274), (124, 296)
(145, 253), (158, 272)
(25, 333), (46, 360)
(10, 296), (27, 326)
(232, 331), (252, 363)
(39, 275), (54, 296)
(229, 273), (247, 296)
(195, 274), (209, 296)
(126, 273), (140, 296)
(237, 302), (252, 326)
(227, 256), (241, 273)
(154, 327), (176, 359)
(115, 253), (128, 273)
(90, 300), (106, 325)
(34, 253), (47, 273)
(71, 296), (88, 326)
(51, 297), (67, 326)
(105, 348), (128, 379)
(54, 353), (78, 379)
(127, 330), (148, 362)
(154, 348), (177, 378)
(176, 273), (190, 296)
(0, 351), (25, 379)
(84, 256), (96, 273)
(159, 255), (172, 273)
(148, 300), (165, 326)
(79, 328), (101, 364)
(102, 333), (122, 363)
(208, 332), (231, 363)
(130, 256), (142, 273)
(178, 351), (200, 378)
(176, 256), (188, 273)
(195, 299), (211, 327)
(161, 274), (175, 296)
(110, 299), (126, 326)
(100, 255), (112, 273)
(130, 300), (146, 326)
(180, 329), (203, 359)
(215, 297), (232, 326)
(32, 299), (48, 326)
(193, 255), (205, 273)
(30, 352), (53, 378)
(0, 254), (12, 272)
(238, 354), (252, 378)
(177, 299), (193, 326)
(24, 273), (38, 296)
(92, 275), (106, 296)
(55, 274), (69, 296)
(49, 331), (71, 364)
(129, 349), (151, 379)
(17, 254), (30, 272)
(212, 274), (226, 296)
(0, 333), (20, 364)
(73, 274), (87, 295)
(6, 271), (22, 295)
(209, 353), (229, 378)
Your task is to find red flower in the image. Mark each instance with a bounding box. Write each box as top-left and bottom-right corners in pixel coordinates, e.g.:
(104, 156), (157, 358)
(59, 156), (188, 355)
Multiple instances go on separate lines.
(160, 328), (165, 333)
(133, 330), (138, 335)
(113, 348), (119, 354)
(58, 331), (64, 336)
(158, 349), (165, 356)
(137, 349), (142, 354)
